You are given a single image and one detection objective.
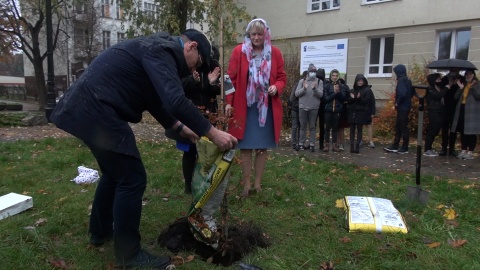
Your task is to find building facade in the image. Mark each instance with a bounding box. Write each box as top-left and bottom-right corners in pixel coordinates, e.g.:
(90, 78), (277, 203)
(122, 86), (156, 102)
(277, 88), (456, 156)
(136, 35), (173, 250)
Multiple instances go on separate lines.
(238, 0), (480, 99)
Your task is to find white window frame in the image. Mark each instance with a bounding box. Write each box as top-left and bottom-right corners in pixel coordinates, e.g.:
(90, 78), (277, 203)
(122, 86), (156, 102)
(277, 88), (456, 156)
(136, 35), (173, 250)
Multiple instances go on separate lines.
(143, 2), (158, 19)
(74, 28), (89, 49)
(102, 31), (111, 50)
(362, 0), (396, 5)
(117, 33), (125, 44)
(101, 0), (110, 17)
(436, 28), (471, 60)
(116, 0), (124, 19)
(366, 36), (394, 77)
(307, 0), (340, 13)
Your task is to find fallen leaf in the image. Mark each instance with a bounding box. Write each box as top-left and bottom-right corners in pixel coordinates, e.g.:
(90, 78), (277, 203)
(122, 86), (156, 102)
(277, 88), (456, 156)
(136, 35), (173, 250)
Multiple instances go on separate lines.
(319, 261), (334, 270)
(369, 173), (379, 178)
(445, 220), (459, 227)
(339, 236), (351, 243)
(34, 218), (47, 227)
(286, 232), (294, 236)
(305, 202), (315, 207)
(335, 199), (344, 208)
(443, 209), (456, 220)
(49, 258), (68, 269)
(436, 204), (445, 209)
(448, 239), (467, 248)
(426, 242), (441, 248)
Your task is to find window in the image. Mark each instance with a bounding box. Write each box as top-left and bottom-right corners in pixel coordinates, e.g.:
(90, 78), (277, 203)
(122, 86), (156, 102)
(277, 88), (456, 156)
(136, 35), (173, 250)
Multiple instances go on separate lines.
(116, 0), (124, 19)
(101, 0), (110, 17)
(367, 36), (394, 76)
(308, 0), (340, 13)
(437, 29), (470, 60)
(143, 2), (158, 19)
(103, 31), (111, 50)
(117, 33), (125, 44)
(74, 0), (86, 14)
(74, 28), (89, 49)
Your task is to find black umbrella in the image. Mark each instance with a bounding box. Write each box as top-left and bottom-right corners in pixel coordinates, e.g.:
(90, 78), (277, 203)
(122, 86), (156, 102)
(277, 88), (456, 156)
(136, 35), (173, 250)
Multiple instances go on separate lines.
(426, 58), (477, 70)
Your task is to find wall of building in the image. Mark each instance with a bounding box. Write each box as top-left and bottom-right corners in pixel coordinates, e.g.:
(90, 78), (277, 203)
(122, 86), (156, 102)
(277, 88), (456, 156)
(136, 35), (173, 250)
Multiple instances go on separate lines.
(237, 0), (480, 100)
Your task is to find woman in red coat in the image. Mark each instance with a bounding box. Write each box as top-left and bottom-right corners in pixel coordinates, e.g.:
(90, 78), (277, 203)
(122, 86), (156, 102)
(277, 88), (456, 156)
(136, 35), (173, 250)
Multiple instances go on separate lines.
(225, 18), (287, 197)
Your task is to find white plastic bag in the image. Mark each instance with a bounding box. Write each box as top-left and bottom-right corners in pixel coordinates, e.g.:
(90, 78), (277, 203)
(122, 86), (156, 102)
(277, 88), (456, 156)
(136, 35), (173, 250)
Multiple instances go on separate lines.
(71, 166), (99, 184)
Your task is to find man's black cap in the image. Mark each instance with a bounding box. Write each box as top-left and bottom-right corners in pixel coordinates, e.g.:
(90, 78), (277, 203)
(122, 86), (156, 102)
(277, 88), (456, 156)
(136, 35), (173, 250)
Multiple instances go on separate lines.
(182, 29), (212, 72)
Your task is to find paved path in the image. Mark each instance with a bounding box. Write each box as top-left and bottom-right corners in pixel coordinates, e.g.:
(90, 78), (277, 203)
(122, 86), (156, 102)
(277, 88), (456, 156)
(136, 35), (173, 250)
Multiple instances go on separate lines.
(274, 143), (479, 181)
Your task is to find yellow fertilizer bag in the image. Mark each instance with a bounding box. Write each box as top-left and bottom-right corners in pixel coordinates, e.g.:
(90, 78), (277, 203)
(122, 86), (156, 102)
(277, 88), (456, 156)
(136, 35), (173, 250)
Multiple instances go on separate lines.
(187, 137), (235, 248)
(344, 196), (408, 234)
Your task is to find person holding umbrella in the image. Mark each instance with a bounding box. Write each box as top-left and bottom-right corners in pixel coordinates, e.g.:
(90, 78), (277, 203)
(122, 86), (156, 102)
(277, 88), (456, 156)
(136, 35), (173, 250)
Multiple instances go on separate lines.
(450, 69), (480, 160)
(423, 73), (448, 157)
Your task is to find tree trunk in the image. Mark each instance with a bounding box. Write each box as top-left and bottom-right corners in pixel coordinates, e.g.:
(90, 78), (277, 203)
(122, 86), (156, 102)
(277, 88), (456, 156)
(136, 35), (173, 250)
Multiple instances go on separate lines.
(33, 56), (47, 110)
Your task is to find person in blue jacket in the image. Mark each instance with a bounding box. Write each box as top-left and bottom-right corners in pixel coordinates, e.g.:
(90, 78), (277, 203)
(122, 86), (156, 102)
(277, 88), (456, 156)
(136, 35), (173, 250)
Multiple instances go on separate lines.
(384, 64), (413, 154)
(50, 29), (237, 269)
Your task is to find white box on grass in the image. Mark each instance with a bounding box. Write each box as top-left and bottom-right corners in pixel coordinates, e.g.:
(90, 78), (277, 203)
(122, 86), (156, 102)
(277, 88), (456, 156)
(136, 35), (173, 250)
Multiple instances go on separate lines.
(0, 193), (33, 220)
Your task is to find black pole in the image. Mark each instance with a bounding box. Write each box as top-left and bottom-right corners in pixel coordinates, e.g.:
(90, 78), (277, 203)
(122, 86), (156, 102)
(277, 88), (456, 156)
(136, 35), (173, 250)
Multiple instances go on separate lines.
(412, 85), (428, 186)
(45, 0), (56, 121)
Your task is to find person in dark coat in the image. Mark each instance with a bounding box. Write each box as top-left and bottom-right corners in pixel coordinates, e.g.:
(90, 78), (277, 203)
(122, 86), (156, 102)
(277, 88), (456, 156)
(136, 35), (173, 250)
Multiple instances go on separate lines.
(50, 29), (237, 269)
(424, 73), (448, 157)
(323, 69), (348, 152)
(347, 74), (374, 153)
(451, 70), (480, 160)
(384, 64), (413, 154)
(177, 46), (221, 194)
(316, 68), (327, 150)
(441, 70), (460, 156)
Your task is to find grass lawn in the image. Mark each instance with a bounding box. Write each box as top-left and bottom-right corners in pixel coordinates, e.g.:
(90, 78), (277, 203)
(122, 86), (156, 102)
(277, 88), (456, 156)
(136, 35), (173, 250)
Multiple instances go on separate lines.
(0, 137), (479, 269)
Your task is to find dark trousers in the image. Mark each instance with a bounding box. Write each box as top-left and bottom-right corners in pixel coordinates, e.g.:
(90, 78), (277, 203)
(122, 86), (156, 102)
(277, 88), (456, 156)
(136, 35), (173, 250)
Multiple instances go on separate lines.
(349, 124), (363, 148)
(291, 110), (300, 146)
(182, 144), (198, 189)
(324, 111), (340, 144)
(441, 118), (456, 151)
(392, 110), (410, 148)
(425, 111), (443, 151)
(318, 109), (325, 148)
(87, 143), (146, 261)
(456, 104), (477, 151)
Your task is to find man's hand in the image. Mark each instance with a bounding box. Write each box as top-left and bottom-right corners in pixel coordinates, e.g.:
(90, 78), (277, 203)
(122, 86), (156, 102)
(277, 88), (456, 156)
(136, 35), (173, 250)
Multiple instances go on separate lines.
(180, 125), (199, 143)
(206, 127), (237, 151)
(208, 67), (221, 84)
(192, 71), (200, 82)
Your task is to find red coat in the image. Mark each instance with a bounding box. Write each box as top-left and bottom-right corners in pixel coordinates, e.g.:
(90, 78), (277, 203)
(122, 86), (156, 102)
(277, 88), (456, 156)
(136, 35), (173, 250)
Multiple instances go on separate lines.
(226, 45), (287, 143)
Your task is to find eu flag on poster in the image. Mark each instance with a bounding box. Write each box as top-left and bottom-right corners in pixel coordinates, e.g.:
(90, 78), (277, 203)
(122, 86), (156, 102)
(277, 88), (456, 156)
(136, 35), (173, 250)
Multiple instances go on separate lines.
(337, 44), (344, 49)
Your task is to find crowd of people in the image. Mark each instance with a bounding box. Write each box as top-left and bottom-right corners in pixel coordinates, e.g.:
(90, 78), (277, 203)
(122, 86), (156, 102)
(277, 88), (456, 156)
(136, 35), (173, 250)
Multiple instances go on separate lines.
(289, 65), (376, 154)
(289, 62), (479, 161)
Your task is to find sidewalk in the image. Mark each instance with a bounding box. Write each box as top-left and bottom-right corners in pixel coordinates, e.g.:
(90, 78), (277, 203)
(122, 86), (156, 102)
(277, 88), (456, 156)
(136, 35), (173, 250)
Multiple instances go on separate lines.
(274, 142), (479, 181)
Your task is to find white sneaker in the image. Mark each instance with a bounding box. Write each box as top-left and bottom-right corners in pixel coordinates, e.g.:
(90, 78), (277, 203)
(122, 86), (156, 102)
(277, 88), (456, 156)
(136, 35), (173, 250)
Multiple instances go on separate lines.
(423, 150), (439, 157)
(339, 144), (345, 151)
(456, 152), (466, 159)
(463, 152), (474, 160)
(368, 141), (375, 148)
